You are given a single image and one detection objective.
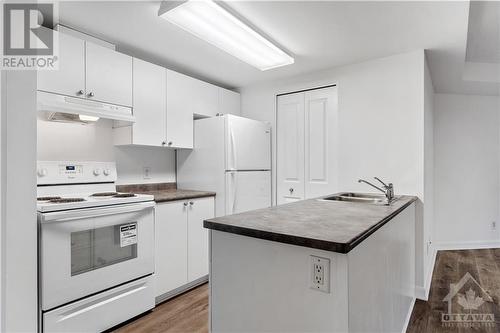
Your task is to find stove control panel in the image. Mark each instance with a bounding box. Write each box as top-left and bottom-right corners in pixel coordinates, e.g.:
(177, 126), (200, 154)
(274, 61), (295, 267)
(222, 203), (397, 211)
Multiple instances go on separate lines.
(37, 161), (117, 185)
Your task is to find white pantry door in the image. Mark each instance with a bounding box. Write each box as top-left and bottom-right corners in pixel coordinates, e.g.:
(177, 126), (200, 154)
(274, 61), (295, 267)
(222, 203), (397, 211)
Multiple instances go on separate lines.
(304, 86), (339, 198)
(277, 93), (305, 204)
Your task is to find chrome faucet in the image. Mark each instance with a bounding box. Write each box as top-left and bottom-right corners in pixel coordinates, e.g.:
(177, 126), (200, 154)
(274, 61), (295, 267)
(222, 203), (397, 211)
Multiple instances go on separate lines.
(358, 177), (394, 202)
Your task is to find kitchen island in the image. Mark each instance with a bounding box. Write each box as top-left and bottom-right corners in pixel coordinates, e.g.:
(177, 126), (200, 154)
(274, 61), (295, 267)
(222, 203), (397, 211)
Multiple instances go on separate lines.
(204, 194), (417, 333)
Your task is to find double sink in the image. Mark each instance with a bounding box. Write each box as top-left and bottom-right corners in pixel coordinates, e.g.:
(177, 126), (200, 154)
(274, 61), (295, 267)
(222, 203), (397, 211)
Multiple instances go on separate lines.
(320, 192), (398, 205)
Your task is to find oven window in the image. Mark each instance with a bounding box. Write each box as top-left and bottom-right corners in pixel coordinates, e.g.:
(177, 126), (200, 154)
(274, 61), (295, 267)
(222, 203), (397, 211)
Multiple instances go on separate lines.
(71, 223), (138, 276)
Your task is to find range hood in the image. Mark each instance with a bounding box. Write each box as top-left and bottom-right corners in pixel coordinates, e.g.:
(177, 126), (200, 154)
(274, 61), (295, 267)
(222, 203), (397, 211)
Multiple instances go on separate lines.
(37, 91), (135, 123)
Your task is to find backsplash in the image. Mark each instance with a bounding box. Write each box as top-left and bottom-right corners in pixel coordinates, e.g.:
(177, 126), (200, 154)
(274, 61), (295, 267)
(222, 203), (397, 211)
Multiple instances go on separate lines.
(37, 116), (176, 184)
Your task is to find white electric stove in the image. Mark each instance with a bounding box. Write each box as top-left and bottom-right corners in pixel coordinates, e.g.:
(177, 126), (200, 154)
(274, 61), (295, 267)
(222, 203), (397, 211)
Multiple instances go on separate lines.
(37, 161), (155, 333)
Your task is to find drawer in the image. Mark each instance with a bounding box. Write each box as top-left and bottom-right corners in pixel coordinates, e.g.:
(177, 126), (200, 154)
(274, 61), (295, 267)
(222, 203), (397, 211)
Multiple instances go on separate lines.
(43, 275), (154, 332)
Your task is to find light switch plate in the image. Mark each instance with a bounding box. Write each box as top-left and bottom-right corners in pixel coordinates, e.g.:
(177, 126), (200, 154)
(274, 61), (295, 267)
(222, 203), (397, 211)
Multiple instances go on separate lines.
(143, 166), (151, 179)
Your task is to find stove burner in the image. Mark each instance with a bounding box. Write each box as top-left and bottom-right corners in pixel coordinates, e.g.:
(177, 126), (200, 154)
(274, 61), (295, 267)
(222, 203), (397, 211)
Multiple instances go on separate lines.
(49, 198), (86, 203)
(91, 192), (118, 197)
(37, 196), (61, 201)
(114, 193), (136, 198)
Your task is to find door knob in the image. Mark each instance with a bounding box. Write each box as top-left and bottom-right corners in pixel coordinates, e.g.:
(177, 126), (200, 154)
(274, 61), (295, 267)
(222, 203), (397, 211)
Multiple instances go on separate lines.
(87, 92), (95, 97)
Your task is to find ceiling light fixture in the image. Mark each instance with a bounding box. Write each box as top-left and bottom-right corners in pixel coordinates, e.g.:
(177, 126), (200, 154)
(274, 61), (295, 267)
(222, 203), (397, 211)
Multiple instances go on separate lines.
(158, 0), (294, 71)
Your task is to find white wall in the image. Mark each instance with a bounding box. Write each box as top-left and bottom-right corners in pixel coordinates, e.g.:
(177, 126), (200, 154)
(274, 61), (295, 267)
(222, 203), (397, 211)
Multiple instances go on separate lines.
(434, 94), (500, 246)
(1, 71), (38, 332)
(241, 50), (429, 291)
(37, 117), (176, 184)
(421, 55), (435, 295)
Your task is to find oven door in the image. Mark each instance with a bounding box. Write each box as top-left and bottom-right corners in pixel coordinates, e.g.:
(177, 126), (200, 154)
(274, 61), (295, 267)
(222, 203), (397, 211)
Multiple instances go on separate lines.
(39, 201), (155, 311)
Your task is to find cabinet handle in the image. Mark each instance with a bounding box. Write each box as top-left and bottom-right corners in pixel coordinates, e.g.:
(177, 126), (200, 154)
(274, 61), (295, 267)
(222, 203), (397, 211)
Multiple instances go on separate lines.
(189, 201), (194, 206)
(168, 141), (173, 146)
(87, 92), (95, 97)
(183, 202), (188, 206)
(289, 188), (294, 194)
(77, 90), (84, 95)
(161, 141), (166, 146)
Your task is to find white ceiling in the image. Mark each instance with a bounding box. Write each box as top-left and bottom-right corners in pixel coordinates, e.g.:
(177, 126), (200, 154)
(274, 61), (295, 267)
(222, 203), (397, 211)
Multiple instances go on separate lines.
(53, 1), (499, 95)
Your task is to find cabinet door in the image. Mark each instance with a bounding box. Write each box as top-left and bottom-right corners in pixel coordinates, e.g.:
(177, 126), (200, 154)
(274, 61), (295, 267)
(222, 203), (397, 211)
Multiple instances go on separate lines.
(132, 58), (167, 146)
(166, 70), (194, 148)
(187, 197), (215, 282)
(166, 70), (219, 148)
(304, 87), (339, 198)
(37, 31), (85, 97)
(85, 42), (132, 106)
(155, 201), (188, 297)
(277, 93), (305, 205)
(219, 88), (241, 116)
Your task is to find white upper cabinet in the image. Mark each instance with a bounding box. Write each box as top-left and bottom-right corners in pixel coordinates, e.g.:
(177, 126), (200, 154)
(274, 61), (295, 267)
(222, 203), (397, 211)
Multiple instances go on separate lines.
(166, 69), (219, 148)
(129, 58), (166, 146)
(37, 32), (133, 107)
(37, 32), (86, 97)
(219, 88), (241, 116)
(85, 42), (133, 107)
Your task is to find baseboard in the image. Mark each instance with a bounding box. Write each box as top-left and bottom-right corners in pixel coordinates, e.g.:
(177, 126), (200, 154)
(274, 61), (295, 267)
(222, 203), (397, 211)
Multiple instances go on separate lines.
(415, 245), (438, 300)
(155, 275), (208, 305)
(401, 297), (416, 333)
(433, 240), (500, 251)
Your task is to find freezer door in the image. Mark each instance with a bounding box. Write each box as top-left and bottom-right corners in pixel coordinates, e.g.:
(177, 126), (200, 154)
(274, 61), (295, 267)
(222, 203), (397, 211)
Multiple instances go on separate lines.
(225, 171), (271, 215)
(225, 115), (271, 170)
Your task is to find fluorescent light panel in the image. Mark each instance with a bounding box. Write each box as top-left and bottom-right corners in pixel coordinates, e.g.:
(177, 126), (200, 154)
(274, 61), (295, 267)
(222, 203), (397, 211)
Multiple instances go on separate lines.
(159, 0), (294, 71)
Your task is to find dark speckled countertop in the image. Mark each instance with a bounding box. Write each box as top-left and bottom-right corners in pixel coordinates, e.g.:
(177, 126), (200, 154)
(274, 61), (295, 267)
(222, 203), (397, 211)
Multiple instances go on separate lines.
(204, 194), (417, 253)
(116, 182), (215, 203)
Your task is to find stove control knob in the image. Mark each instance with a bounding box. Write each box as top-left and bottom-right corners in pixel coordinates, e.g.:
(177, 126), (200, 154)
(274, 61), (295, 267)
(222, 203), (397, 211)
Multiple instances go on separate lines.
(103, 169), (111, 176)
(93, 169), (101, 176)
(37, 168), (47, 177)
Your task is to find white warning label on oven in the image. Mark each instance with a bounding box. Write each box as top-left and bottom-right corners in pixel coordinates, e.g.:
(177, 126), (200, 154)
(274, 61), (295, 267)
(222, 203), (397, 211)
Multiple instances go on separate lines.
(120, 223), (137, 247)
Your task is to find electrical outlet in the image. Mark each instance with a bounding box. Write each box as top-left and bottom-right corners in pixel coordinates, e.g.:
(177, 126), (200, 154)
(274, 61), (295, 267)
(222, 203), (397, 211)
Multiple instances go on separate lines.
(310, 255), (330, 293)
(143, 167), (151, 179)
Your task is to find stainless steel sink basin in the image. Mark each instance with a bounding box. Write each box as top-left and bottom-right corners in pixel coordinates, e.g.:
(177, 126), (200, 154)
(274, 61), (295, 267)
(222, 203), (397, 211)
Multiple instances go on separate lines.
(319, 192), (398, 205)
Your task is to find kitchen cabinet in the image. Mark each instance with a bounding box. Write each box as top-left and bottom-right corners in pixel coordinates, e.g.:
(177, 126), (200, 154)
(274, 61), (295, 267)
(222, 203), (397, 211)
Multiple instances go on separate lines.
(218, 88), (241, 116)
(37, 32), (132, 107)
(114, 58), (166, 146)
(166, 70), (219, 148)
(85, 42), (132, 106)
(277, 86), (338, 205)
(37, 32), (86, 98)
(155, 197), (215, 301)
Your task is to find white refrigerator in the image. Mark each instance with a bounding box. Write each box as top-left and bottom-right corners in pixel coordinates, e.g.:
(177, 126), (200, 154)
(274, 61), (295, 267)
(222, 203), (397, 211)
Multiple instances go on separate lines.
(177, 115), (271, 217)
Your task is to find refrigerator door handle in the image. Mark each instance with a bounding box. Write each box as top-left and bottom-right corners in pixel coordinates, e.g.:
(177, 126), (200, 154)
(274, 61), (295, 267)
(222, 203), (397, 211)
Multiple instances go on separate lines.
(227, 171), (237, 215)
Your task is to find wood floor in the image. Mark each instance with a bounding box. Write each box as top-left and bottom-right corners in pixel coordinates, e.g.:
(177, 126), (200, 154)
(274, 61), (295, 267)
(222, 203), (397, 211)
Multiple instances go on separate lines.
(407, 249), (500, 333)
(112, 283), (209, 333)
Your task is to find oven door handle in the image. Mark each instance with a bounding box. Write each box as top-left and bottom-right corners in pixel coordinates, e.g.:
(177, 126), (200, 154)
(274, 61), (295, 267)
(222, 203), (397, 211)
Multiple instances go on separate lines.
(40, 201), (155, 223)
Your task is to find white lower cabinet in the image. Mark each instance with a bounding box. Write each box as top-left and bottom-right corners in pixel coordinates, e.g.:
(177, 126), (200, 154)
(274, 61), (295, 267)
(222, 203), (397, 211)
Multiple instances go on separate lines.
(155, 197), (215, 300)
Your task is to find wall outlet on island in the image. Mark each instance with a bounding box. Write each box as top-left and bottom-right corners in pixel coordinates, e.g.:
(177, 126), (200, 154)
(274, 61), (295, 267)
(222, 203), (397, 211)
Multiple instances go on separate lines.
(310, 255), (330, 293)
(143, 166), (152, 179)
